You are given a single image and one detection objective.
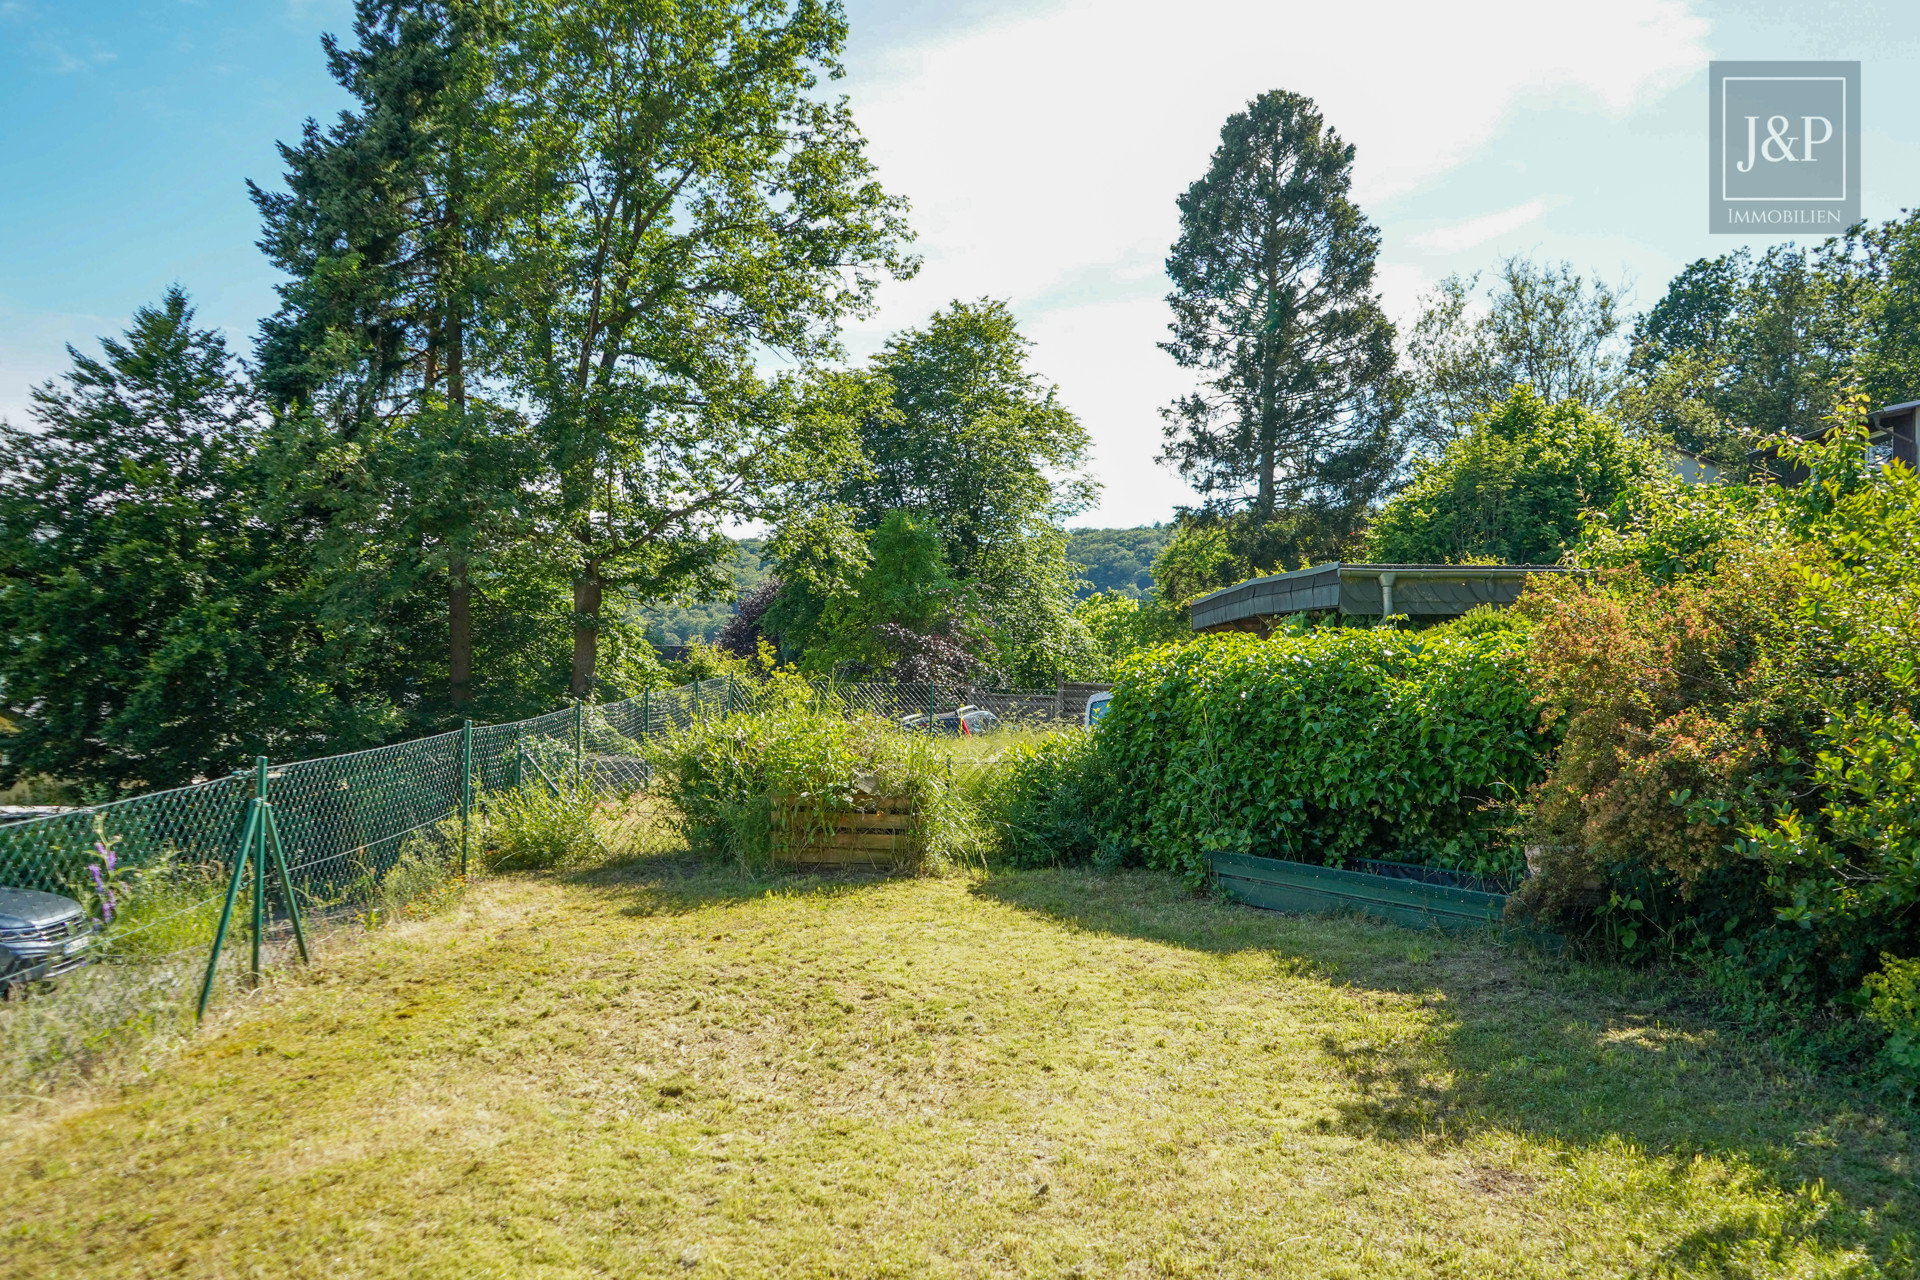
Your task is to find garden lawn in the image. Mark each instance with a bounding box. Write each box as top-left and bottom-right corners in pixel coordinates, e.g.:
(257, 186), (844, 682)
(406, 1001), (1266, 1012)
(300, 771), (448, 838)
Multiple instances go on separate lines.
(1, 855), (1916, 1279)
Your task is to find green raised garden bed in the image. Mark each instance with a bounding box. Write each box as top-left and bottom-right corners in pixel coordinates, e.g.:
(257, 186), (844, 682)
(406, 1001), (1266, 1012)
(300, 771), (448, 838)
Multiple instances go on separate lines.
(1209, 850), (1558, 948)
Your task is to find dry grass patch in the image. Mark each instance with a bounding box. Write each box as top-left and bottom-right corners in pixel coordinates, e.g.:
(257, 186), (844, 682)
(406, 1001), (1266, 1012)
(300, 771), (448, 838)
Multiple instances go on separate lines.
(0, 855), (1915, 1278)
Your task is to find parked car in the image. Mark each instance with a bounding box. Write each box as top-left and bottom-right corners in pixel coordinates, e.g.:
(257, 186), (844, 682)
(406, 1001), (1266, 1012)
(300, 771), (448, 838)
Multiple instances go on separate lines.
(898, 705), (1000, 735)
(0, 888), (97, 992)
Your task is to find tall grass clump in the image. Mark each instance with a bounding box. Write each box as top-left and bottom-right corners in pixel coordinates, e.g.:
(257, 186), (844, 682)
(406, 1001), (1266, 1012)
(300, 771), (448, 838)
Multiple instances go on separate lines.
(482, 782), (607, 871)
(974, 729), (1121, 868)
(1, 849), (229, 1105)
(93, 854), (225, 959)
(0, 954), (205, 1103)
(648, 675), (967, 871)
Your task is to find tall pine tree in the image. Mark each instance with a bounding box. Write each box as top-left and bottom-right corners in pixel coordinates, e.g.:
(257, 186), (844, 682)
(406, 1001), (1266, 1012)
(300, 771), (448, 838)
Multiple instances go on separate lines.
(252, 0), (537, 720)
(1160, 91), (1400, 569)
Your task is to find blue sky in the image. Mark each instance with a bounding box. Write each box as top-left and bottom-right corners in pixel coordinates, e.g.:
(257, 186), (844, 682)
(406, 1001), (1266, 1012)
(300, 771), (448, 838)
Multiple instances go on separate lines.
(4, 0), (1919, 525)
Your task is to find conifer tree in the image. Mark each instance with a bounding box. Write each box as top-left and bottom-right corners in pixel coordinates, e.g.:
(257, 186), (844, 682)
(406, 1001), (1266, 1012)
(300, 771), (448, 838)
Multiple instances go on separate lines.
(0, 292), (374, 789)
(252, 0), (531, 718)
(1160, 91), (1400, 562)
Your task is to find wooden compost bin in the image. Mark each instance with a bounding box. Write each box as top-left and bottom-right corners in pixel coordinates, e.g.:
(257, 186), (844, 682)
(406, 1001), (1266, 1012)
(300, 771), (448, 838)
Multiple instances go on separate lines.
(772, 795), (921, 869)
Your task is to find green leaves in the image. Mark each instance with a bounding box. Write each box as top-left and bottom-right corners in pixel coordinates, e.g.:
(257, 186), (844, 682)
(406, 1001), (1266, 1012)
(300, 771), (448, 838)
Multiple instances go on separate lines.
(1097, 623), (1548, 883)
(0, 291), (386, 790)
(491, 0), (916, 696)
(1366, 386), (1661, 567)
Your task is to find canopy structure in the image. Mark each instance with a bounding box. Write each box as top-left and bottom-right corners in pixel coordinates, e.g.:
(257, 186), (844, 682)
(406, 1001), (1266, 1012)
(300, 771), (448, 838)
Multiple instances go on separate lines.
(1187, 562), (1580, 634)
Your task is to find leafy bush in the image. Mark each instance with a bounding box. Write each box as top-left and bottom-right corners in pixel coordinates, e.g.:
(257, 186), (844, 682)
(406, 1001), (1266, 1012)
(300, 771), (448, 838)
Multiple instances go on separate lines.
(1073, 591), (1189, 677)
(1863, 956), (1920, 1088)
(647, 677), (964, 870)
(1366, 386), (1661, 566)
(1523, 415), (1920, 1066)
(482, 782), (607, 871)
(1099, 620), (1551, 884)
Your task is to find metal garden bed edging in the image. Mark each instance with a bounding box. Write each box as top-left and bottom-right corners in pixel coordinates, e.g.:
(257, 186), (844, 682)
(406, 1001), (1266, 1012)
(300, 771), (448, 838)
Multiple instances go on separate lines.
(1208, 851), (1560, 950)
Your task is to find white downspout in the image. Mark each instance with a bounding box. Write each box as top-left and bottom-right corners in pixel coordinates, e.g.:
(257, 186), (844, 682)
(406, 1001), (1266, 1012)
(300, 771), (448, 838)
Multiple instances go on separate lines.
(1377, 571), (1397, 625)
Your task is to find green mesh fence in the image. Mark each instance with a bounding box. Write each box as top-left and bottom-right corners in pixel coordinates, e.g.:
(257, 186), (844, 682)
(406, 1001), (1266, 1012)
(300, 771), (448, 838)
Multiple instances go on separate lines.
(0, 675), (1105, 1026)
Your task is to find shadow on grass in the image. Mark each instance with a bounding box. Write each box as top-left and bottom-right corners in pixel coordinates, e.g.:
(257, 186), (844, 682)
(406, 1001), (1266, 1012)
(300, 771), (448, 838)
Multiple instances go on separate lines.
(562, 845), (906, 918)
(975, 866), (1920, 1268)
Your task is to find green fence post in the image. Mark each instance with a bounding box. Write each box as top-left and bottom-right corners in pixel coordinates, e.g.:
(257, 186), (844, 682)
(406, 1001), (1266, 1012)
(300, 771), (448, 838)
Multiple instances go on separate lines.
(262, 802), (310, 966)
(725, 673), (735, 716)
(925, 681), (936, 734)
(573, 700), (584, 788)
(512, 731), (524, 789)
(642, 689), (651, 740)
(196, 776), (262, 1020)
(249, 756), (267, 987)
(460, 719), (474, 877)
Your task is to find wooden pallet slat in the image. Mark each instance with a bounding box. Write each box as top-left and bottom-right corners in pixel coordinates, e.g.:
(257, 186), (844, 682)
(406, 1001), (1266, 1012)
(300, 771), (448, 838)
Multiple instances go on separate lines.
(771, 794), (922, 868)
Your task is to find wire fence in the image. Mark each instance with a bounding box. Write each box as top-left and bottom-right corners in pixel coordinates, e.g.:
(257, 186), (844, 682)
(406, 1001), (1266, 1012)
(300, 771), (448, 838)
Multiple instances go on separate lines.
(0, 675), (1107, 1025)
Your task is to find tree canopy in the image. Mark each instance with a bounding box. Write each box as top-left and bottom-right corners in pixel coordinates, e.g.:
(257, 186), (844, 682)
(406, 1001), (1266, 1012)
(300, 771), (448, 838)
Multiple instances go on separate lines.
(1365, 387), (1661, 567)
(1401, 258), (1626, 458)
(0, 292), (376, 790)
(762, 299), (1095, 685)
(253, 0), (915, 715)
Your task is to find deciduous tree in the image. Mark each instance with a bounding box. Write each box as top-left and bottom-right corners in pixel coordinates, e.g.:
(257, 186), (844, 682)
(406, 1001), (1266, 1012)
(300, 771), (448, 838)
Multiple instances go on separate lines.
(496, 0), (915, 699)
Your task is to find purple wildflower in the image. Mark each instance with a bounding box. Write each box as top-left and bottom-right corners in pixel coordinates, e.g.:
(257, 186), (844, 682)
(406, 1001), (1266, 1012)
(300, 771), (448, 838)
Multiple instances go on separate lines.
(89, 842), (120, 921)
(88, 864), (115, 921)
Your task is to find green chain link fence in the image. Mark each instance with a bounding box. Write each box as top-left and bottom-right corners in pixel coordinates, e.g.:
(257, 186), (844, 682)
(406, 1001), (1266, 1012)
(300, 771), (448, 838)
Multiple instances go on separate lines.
(0, 676), (1106, 1028)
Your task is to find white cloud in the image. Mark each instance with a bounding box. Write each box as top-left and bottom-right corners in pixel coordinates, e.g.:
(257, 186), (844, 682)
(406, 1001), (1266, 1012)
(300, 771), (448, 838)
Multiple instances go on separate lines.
(841, 0), (1710, 522)
(1410, 198), (1558, 253)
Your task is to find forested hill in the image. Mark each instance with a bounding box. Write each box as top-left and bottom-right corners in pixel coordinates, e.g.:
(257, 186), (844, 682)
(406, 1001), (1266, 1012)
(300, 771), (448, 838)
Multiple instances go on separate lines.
(1067, 525), (1171, 599)
(630, 540), (771, 649)
(635, 526), (1171, 646)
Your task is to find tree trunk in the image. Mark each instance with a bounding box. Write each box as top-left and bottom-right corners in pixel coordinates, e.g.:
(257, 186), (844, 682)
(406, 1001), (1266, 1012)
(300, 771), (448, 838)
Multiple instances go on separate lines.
(445, 200), (470, 712)
(570, 561), (603, 700)
(449, 557), (473, 711)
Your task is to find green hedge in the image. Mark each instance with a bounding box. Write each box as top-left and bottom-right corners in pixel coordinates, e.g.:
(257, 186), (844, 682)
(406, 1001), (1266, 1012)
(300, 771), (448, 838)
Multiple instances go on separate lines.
(1098, 618), (1552, 884)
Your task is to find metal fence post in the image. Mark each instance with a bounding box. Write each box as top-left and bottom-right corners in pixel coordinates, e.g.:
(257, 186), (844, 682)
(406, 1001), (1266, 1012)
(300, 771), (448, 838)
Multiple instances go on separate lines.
(925, 681), (936, 734)
(725, 673), (735, 716)
(642, 688), (651, 739)
(573, 700), (584, 788)
(460, 719), (473, 877)
(248, 757), (267, 987)
(196, 764), (262, 1019)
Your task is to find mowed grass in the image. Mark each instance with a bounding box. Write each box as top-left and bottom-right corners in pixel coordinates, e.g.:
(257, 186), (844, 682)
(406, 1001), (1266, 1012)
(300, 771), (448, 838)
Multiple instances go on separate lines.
(2, 853), (1916, 1279)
